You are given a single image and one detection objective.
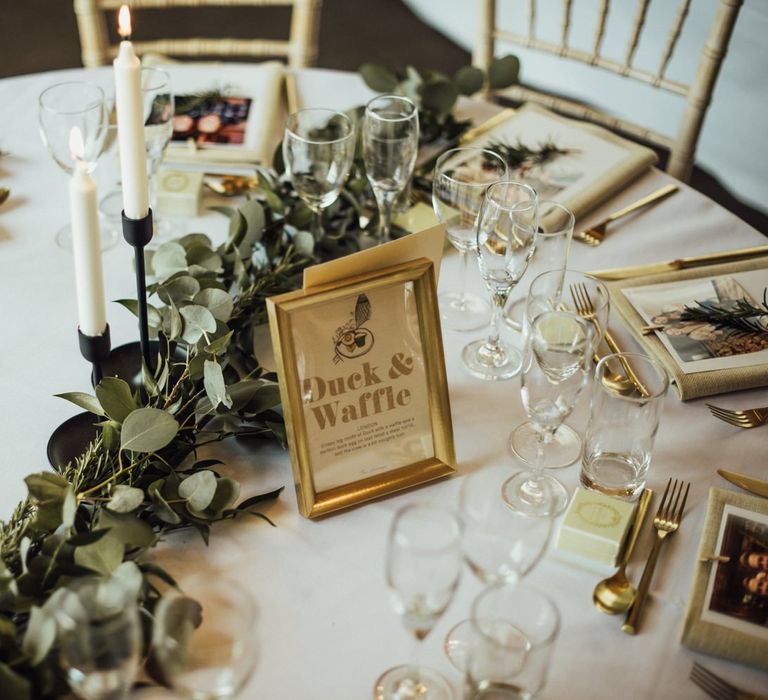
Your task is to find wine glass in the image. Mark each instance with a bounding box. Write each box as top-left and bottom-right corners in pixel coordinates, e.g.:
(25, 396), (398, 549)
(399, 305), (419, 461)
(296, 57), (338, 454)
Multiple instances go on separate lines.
(283, 109), (356, 242)
(503, 200), (574, 331)
(38, 80), (117, 250)
(152, 575), (258, 699)
(363, 95), (419, 244)
(141, 67), (175, 240)
(432, 147), (507, 332)
(502, 310), (594, 515)
(375, 503), (463, 700)
(463, 180), (538, 380)
(509, 269), (610, 468)
(443, 463), (553, 672)
(55, 577), (141, 700)
(465, 582), (560, 699)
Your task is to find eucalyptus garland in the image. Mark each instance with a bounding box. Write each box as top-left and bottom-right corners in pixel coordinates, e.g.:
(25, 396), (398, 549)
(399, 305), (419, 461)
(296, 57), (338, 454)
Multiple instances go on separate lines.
(0, 56), (524, 698)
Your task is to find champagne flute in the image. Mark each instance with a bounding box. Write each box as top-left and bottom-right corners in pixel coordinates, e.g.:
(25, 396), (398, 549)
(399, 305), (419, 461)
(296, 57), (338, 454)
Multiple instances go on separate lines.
(152, 575), (258, 699)
(503, 200), (574, 331)
(283, 108), (356, 242)
(141, 67), (174, 240)
(432, 147), (507, 331)
(464, 180), (538, 380)
(443, 463), (553, 673)
(375, 503), (463, 700)
(503, 310), (594, 515)
(38, 80), (117, 251)
(55, 577), (141, 700)
(509, 269), (609, 468)
(363, 95), (419, 244)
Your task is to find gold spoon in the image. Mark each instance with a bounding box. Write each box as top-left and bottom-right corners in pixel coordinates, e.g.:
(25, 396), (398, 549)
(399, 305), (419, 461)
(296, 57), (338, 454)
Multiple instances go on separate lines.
(0, 187), (9, 206)
(204, 176), (258, 197)
(593, 488), (653, 614)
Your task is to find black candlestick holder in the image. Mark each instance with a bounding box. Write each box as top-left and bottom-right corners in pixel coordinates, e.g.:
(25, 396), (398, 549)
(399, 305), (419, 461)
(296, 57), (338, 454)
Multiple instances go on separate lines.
(122, 208), (153, 371)
(78, 325), (111, 386)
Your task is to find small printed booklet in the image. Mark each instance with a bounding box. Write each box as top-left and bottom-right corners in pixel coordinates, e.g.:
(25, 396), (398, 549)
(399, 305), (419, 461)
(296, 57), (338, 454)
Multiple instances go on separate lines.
(147, 59), (286, 166)
(461, 103), (657, 227)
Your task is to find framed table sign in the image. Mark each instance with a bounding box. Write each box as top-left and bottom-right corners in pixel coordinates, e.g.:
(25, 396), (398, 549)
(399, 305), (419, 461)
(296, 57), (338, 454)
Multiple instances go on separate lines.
(267, 258), (456, 518)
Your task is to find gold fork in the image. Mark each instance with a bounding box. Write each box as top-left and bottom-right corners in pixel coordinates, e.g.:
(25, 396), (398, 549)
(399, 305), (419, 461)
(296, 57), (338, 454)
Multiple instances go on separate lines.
(573, 184), (678, 246)
(569, 282), (650, 397)
(622, 478), (690, 635)
(690, 661), (768, 700)
(706, 403), (768, 429)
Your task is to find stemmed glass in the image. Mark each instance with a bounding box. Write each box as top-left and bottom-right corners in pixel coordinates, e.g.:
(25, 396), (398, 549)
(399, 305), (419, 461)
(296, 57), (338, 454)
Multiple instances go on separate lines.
(443, 463), (553, 672)
(55, 577), (141, 700)
(464, 180), (538, 380)
(38, 80), (117, 250)
(509, 269), (610, 468)
(503, 310), (594, 515)
(375, 503), (463, 700)
(152, 575), (258, 699)
(503, 200), (574, 331)
(432, 147), (507, 332)
(141, 67), (174, 240)
(283, 109), (356, 242)
(363, 95), (419, 244)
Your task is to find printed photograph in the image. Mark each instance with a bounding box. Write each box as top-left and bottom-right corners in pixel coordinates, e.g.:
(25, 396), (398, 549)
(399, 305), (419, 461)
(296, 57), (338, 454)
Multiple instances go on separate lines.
(701, 504), (768, 639)
(622, 269), (768, 374)
(171, 94), (252, 147)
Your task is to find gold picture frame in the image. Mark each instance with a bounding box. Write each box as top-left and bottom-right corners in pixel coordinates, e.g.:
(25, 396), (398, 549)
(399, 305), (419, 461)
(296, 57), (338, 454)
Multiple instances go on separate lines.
(266, 258), (456, 518)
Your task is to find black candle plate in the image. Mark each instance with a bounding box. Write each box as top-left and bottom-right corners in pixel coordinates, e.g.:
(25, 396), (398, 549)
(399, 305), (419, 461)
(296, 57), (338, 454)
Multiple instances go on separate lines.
(47, 411), (101, 471)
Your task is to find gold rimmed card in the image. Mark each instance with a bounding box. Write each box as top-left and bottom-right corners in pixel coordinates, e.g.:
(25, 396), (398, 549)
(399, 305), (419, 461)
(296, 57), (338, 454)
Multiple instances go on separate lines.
(267, 258), (456, 519)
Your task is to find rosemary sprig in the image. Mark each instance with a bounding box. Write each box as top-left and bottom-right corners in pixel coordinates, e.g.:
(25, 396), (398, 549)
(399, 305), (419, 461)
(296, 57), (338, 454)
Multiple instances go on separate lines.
(486, 138), (577, 171)
(681, 289), (768, 336)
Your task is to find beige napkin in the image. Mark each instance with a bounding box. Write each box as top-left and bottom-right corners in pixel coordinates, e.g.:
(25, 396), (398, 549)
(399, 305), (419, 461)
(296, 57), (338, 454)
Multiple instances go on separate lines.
(681, 487), (768, 670)
(606, 257), (768, 400)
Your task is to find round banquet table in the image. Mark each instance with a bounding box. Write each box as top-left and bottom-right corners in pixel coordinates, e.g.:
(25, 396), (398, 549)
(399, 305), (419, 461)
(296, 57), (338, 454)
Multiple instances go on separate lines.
(1, 66), (767, 699)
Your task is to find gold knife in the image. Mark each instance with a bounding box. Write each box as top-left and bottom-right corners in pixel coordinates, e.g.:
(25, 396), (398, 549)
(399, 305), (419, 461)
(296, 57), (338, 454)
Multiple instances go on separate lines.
(591, 245), (768, 281)
(717, 469), (768, 498)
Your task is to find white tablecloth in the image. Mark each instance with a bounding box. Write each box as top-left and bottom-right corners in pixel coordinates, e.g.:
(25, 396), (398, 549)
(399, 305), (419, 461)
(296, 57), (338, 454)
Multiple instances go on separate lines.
(1, 67), (767, 699)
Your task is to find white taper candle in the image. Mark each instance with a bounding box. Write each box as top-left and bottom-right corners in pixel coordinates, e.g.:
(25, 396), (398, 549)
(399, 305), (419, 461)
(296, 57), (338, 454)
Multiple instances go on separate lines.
(113, 5), (149, 220)
(69, 128), (107, 337)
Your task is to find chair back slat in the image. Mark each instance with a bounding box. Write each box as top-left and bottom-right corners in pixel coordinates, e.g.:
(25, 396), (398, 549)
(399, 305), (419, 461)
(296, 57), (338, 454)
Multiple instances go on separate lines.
(475, 0), (744, 182)
(74, 0), (321, 67)
(590, 0), (611, 64)
(656, 0), (693, 85)
(623, 0), (651, 73)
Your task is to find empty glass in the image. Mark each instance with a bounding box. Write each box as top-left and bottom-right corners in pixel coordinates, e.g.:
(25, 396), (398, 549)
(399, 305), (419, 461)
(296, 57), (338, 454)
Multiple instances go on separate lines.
(38, 80), (117, 250)
(464, 180), (537, 380)
(141, 67), (174, 240)
(580, 352), (669, 499)
(509, 269), (610, 468)
(375, 503), (463, 700)
(503, 310), (594, 515)
(432, 147), (507, 331)
(443, 463), (553, 672)
(465, 583), (560, 700)
(363, 95), (419, 244)
(56, 577), (141, 700)
(503, 200), (574, 331)
(283, 108), (356, 242)
(152, 575), (258, 699)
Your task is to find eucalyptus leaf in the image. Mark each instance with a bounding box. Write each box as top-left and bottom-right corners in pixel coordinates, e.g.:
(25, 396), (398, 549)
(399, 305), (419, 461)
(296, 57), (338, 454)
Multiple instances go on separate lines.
(54, 392), (105, 416)
(178, 470), (217, 512)
(120, 408), (179, 453)
(198, 477), (240, 518)
(24, 473), (69, 502)
(178, 232), (213, 250)
(101, 420), (120, 451)
(152, 242), (188, 281)
(107, 485), (145, 513)
(67, 528), (111, 547)
(61, 486), (76, 529)
(74, 532), (124, 575)
(454, 65), (484, 95)
(180, 304), (217, 344)
(488, 54), (520, 89)
(419, 79), (459, 116)
(203, 360), (233, 410)
(21, 606), (56, 666)
(158, 275), (201, 306)
(292, 230), (315, 258)
(95, 377), (136, 423)
(193, 288), (234, 322)
(186, 245), (222, 272)
(115, 299), (164, 328)
(204, 330), (233, 356)
(238, 199), (266, 252)
(111, 561), (143, 600)
(359, 63), (399, 92)
(227, 210), (247, 249)
(96, 509), (156, 548)
(148, 479), (182, 525)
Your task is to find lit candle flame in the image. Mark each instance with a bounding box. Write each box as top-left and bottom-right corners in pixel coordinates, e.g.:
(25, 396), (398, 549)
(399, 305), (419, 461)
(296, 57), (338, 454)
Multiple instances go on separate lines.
(69, 126), (85, 162)
(118, 5), (132, 39)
